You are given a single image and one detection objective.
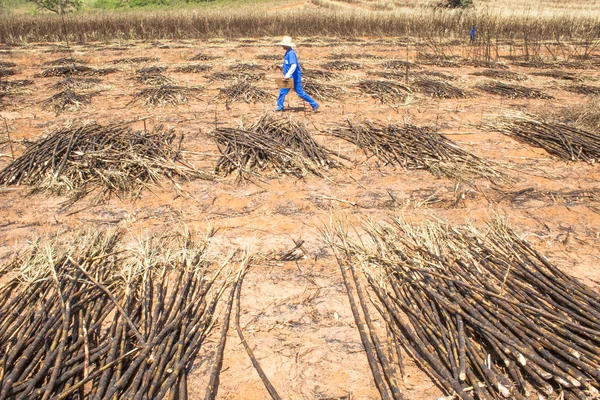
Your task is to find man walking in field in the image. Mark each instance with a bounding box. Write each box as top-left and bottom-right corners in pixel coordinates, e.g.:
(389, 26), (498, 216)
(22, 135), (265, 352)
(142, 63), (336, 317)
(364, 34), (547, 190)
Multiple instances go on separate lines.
(275, 36), (319, 112)
(470, 25), (477, 43)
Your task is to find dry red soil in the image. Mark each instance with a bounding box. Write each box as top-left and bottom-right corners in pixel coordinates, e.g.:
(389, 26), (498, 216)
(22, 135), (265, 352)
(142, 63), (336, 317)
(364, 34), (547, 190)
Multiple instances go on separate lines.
(0, 37), (599, 399)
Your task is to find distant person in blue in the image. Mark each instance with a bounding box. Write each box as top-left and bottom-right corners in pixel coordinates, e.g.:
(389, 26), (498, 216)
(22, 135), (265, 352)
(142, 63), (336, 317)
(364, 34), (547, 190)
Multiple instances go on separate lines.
(275, 36), (319, 112)
(470, 25), (477, 43)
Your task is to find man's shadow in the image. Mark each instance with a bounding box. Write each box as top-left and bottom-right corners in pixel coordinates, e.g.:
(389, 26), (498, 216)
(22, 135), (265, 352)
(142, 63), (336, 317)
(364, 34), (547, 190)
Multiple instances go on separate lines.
(281, 106), (311, 113)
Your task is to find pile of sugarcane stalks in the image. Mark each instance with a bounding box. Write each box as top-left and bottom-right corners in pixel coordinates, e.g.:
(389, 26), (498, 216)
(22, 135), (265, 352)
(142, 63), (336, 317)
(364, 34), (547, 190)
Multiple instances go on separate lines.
(0, 228), (241, 400)
(50, 77), (101, 90)
(41, 89), (93, 115)
(358, 80), (412, 104)
(460, 59), (508, 69)
(563, 85), (600, 96)
(228, 63), (262, 72)
(476, 81), (553, 99)
(214, 114), (337, 181)
(137, 66), (167, 75)
(112, 57), (158, 64)
(218, 80), (271, 103)
(37, 65), (117, 78)
(255, 54), (280, 61)
(511, 60), (558, 69)
(303, 78), (342, 101)
(0, 69), (16, 78)
(302, 69), (339, 81)
(416, 54), (459, 68)
(43, 57), (86, 66)
(369, 70), (408, 80)
(0, 121), (212, 205)
(174, 64), (213, 73)
(189, 53), (219, 61)
(417, 70), (457, 80)
(129, 85), (202, 107)
(497, 187), (600, 209)
(530, 70), (580, 81)
(0, 79), (33, 92)
(321, 61), (363, 71)
(411, 78), (470, 99)
(470, 69), (527, 81)
(328, 120), (507, 184)
(381, 60), (421, 70)
(329, 53), (382, 60)
(496, 117), (600, 163)
(207, 71), (264, 82)
(0, 61), (16, 68)
(326, 217), (600, 400)
(135, 73), (175, 86)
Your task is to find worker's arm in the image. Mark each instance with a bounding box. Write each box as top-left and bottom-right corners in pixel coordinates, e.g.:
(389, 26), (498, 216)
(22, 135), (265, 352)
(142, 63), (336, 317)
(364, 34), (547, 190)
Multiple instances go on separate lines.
(284, 63), (297, 79)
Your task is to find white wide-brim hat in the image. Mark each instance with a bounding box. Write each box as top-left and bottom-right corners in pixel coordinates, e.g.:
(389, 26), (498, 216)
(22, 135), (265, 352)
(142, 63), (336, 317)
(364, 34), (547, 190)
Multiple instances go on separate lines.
(277, 36), (296, 47)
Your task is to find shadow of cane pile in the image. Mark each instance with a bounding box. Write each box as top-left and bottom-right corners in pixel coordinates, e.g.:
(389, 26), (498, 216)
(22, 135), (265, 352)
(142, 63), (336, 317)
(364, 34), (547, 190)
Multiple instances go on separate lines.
(0, 121), (212, 206)
(326, 217), (600, 400)
(0, 229), (246, 400)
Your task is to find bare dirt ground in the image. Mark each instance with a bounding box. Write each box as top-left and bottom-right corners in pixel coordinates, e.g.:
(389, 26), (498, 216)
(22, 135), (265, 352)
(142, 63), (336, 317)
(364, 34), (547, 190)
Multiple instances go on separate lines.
(1, 37), (599, 399)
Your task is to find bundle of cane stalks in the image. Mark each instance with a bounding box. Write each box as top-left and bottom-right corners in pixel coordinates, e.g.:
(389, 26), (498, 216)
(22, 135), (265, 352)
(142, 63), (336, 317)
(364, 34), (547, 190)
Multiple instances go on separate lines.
(129, 85), (202, 107)
(328, 120), (506, 184)
(0, 121), (212, 205)
(496, 117), (600, 163)
(0, 229), (243, 400)
(41, 89), (93, 114)
(214, 114), (337, 181)
(218, 80), (270, 103)
(326, 217), (600, 400)
(358, 80), (412, 104)
(476, 81), (553, 99)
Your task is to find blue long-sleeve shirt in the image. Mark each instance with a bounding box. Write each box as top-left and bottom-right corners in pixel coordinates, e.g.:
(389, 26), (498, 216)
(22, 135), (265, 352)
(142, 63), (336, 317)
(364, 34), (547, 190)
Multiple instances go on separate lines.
(283, 48), (301, 81)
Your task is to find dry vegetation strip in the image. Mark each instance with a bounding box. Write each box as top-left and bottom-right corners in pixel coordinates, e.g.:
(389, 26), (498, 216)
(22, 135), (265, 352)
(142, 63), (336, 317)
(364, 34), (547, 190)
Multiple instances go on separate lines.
(1, 8), (599, 43)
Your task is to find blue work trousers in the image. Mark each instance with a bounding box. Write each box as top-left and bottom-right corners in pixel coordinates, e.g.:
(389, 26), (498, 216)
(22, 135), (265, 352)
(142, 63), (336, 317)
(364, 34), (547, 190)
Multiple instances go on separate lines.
(277, 80), (318, 110)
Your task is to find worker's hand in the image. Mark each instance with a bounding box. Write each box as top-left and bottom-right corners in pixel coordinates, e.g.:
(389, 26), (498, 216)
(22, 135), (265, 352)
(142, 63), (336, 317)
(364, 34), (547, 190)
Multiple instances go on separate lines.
(282, 78), (290, 83)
